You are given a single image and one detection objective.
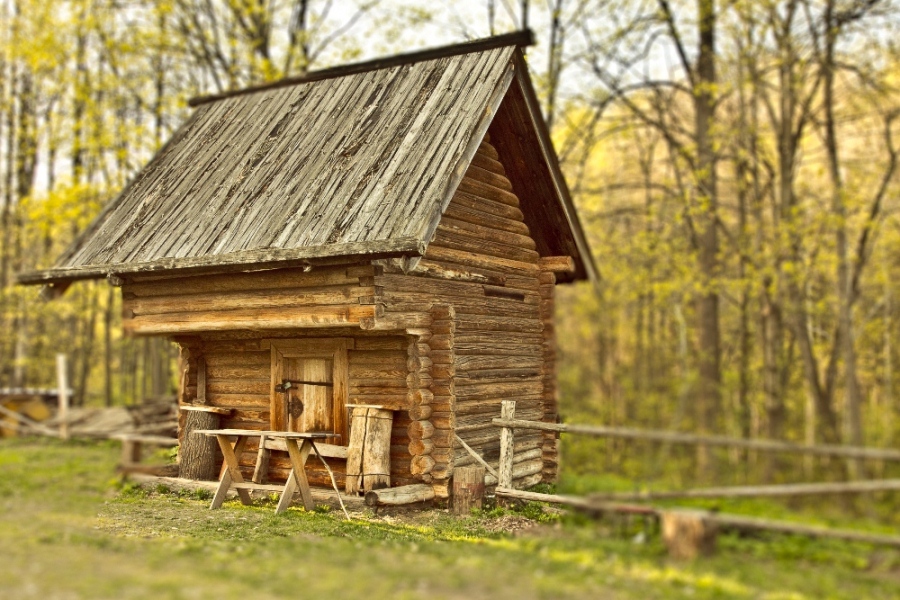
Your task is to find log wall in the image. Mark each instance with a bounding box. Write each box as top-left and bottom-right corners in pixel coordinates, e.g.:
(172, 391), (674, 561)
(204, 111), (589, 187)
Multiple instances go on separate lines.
(122, 265), (381, 334)
(373, 134), (557, 494)
(177, 330), (413, 489)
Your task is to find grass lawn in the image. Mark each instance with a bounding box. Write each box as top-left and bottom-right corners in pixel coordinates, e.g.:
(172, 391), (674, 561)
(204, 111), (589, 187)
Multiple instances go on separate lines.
(0, 437), (898, 599)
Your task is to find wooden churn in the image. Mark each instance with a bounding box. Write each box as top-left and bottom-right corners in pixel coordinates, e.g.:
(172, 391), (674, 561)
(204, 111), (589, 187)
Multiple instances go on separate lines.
(345, 405), (393, 495)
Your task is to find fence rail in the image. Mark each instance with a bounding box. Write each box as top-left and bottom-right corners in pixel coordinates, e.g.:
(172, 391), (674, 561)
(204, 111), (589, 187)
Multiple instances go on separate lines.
(490, 418), (900, 462)
(490, 404), (900, 556)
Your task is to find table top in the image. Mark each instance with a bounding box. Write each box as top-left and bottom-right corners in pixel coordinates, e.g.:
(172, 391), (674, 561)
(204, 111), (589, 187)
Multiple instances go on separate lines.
(192, 429), (333, 439)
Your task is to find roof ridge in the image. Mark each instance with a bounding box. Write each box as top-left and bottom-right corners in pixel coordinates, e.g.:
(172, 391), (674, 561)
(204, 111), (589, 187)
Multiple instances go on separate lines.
(188, 30), (534, 108)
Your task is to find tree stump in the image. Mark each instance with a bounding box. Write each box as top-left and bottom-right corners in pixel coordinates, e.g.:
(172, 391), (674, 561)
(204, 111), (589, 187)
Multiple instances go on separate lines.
(661, 509), (718, 559)
(452, 466), (486, 516)
(178, 407), (224, 480)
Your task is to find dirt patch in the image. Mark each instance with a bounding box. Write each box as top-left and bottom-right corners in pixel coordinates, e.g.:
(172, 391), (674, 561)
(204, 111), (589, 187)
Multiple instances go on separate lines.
(478, 514), (541, 535)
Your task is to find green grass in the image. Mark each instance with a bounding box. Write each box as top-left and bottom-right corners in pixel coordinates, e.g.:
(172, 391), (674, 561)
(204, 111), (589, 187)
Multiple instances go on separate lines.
(0, 438), (898, 599)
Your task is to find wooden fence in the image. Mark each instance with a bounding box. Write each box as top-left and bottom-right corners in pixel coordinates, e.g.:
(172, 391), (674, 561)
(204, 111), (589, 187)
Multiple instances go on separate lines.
(489, 400), (900, 557)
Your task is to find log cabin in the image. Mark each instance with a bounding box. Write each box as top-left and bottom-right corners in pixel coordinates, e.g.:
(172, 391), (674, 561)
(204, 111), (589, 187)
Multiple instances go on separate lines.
(18, 31), (596, 505)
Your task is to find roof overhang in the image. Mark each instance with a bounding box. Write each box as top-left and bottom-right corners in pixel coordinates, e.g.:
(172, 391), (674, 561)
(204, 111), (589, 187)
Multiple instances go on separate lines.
(18, 238), (425, 286)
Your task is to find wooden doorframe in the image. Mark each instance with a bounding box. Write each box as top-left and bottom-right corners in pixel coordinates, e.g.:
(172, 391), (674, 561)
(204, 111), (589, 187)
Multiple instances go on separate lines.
(267, 338), (352, 443)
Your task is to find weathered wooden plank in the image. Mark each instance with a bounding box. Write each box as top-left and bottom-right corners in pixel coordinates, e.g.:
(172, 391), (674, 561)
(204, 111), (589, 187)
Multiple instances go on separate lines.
(124, 305), (377, 334)
(125, 285), (374, 316)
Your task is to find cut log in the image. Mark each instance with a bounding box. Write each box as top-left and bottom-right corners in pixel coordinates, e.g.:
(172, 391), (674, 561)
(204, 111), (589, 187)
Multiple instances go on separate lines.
(364, 483), (436, 507)
(452, 466), (486, 516)
(345, 407), (393, 495)
(179, 408), (221, 480)
(661, 509), (719, 560)
(410, 454), (436, 475)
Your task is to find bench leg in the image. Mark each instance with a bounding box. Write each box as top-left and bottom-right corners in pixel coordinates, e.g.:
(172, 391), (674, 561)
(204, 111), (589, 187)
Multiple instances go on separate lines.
(252, 435), (270, 484)
(276, 439), (314, 513)
(210, 435), (252, 508)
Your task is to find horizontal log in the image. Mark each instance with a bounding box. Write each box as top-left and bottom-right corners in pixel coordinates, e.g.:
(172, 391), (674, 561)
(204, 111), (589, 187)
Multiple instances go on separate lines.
(410, 454), (436, 475)
(205, 379), (269, 395)
(455, 381), (544, 400)
(408, 389), (434, 406)
(124, 284), (373, 316)
(451, 189), (524, 221)
(125, 265), (368, 297)
(710, 513), (900, 549)
(198, 340), (265, 352)
(477, 140), (499, 161)
(433, 227), (538, 264)
(352, 337), (407, 351)
(347, 396), (408, 411)
(408, 438), (434, 456)
(469, 149), (505, 175)
(179, 405), (232, 415)
(489, 421), (900, 462)
(349, 349), (407, 363)
(348, 365), (407, 379)
(205, 392), (269, 408)
(438, 216), (543, 251)
(408, 405), (432, 421)
(455, 355), (543, 371)
(453, 316), (543, 334)
(408, 420), (434, 440)
(361, 311), (431, 331)
(464, 164), (514, 194)
(202, 351), (270, 367)
(537, 256), (575, 274)
(125, 305), (376, 334)
(589, 479), (900, 502)
(485, 459), (543, 486)
(456, 178), (520, 208)
(381, 301), (539, 322)
(442, 202), (530, 237)
(364, 484), (435, 507)
(411, 259), (506, 286)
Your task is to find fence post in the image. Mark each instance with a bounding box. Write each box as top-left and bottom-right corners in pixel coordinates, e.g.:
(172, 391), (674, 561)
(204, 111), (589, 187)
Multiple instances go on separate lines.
(498, 400), (516, 488)
(56, 353), (69, 440)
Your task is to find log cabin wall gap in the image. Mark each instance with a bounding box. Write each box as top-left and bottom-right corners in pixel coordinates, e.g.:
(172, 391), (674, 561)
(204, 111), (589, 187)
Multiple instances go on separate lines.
(17, 31), (597, 505)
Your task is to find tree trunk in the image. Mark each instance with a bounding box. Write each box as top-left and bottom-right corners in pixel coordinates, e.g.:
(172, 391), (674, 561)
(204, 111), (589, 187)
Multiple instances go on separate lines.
(694, 0), (720, 479)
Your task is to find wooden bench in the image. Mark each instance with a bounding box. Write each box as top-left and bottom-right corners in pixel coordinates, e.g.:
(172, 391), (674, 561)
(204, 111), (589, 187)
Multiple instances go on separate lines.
(193, 429), (332, 514)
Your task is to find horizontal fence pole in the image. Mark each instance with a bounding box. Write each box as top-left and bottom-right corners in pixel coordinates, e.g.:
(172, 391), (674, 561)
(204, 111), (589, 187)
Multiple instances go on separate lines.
(494, 487), (656, 515)
(490, 419), (900, 462)
(588, 479), (900, 502)
(495, 488), (900, 549)
(711, 514), (900, 549)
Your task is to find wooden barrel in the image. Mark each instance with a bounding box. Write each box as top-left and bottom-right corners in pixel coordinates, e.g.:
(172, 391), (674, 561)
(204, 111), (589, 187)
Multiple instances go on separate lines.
(345, 406), (393, 495)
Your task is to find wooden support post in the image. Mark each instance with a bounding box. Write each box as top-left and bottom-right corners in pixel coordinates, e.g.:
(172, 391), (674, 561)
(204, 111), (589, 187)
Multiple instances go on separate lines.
(56, 354), (69, 440)
(452, 466), (486, 516)
(121, 438), (142, 466)
(661, 509), (718, 560)
(498, 400), (516, 489)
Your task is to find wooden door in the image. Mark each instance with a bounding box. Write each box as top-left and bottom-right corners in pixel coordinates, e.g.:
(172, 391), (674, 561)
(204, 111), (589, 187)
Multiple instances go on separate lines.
(282, 357), (334, 434)
(269, 339), (350, 446)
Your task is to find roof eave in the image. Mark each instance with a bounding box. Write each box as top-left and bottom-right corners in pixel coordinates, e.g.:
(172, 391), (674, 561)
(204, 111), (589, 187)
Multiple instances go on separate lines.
(17, 237), (425, 287)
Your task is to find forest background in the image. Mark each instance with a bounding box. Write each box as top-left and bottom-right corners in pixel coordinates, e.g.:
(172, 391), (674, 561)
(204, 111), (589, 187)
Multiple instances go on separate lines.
(3, 0), (900, 486)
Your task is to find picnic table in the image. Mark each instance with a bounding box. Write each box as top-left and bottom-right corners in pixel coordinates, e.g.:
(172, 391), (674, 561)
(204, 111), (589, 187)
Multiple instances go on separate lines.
(193, 429), (332, 514)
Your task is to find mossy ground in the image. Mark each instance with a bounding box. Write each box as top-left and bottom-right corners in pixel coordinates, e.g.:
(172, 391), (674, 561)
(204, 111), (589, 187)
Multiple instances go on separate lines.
(1, 437), (898, 599)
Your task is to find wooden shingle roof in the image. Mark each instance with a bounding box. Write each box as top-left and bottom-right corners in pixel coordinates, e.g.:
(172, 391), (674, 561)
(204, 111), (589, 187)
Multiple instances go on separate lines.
(20, 32), (595, 286)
